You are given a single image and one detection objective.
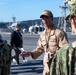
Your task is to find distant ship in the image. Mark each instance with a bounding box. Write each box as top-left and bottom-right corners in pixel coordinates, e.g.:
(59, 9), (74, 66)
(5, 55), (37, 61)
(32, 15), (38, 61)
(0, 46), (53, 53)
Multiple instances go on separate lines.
(28, 22), (45, 34)
(8, 22), (17, 30)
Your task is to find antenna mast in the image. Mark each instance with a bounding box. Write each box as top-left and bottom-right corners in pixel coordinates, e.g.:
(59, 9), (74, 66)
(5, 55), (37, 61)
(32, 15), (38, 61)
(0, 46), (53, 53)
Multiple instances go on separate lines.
(11, 16), (16, 23)
(58, 0), (68, 32)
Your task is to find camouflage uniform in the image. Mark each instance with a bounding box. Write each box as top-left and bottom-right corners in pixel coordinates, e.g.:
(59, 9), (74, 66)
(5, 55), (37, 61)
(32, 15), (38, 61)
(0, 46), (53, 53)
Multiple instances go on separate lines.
(68, 0), (76, 13)
(65, 0), (76, 20)
(50, 42), (76, 75)
(31, 25), (68, 75)
(0, 40), (12, 75)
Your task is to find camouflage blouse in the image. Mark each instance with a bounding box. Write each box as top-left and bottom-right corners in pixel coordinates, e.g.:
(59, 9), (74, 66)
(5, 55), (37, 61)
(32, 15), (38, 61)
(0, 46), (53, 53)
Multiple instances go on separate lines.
(50, 42), (76, 75)
(68, 0), (76, 14)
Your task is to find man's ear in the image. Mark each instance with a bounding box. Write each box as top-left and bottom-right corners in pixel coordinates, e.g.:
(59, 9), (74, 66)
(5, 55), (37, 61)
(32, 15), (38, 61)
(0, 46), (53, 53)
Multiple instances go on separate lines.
(70, 19), (76, 29)
(73, 19), (76, 28)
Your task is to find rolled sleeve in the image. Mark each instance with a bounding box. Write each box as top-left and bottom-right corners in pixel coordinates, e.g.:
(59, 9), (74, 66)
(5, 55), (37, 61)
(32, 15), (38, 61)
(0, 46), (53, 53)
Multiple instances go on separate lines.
(58, 31), (68, 47)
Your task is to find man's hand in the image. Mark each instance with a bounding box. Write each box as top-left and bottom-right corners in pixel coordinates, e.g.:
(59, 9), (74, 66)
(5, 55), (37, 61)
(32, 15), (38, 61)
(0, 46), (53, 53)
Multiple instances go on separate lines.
(20, 51), (31, 57)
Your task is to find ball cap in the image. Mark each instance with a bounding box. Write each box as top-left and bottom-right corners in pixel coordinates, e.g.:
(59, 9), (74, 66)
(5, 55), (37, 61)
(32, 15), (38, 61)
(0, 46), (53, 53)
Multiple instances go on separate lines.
(40, 10), (53, 18)
(65, 14), (76, 20)
(16, 23), (21, 28)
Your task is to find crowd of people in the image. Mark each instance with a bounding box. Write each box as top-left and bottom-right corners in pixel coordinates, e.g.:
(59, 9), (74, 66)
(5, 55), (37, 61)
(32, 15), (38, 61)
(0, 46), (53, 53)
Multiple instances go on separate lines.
(0, 0), (76, 75)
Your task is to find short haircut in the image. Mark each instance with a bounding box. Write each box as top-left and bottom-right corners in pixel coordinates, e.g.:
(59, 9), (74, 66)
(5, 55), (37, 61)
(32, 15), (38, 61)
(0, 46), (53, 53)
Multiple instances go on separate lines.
(16, 24), (21, 28)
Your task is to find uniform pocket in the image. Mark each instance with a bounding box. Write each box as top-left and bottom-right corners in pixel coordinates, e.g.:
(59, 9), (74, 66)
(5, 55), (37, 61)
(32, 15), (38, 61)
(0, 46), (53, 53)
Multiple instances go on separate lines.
(49, 41), (57, 46)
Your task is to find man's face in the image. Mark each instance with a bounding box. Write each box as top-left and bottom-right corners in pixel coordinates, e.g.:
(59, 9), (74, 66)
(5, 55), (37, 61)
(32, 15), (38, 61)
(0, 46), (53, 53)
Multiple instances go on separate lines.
(70, 17), (76, 34)
(41, 16), (53, 28)
(16, 26), (21, 31)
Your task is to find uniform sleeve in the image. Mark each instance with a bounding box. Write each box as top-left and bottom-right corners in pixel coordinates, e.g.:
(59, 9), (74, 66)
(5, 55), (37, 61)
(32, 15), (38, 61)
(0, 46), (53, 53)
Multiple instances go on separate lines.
(10, 31), (15, 47)
(31, 35), (44, 60)
(57, 30), (68, 48)
(0, 34), (2, 40)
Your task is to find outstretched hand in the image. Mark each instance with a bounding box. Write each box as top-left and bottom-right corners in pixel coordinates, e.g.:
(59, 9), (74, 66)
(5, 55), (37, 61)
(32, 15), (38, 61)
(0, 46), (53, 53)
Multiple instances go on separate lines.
(20, 51), (31, 57)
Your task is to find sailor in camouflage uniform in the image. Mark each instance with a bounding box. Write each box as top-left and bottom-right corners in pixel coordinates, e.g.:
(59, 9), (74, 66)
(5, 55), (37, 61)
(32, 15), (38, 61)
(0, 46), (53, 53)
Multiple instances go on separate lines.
(20, 10), (68, 75)
(50, 0), (76, 75)
(0, 39), (11, 75)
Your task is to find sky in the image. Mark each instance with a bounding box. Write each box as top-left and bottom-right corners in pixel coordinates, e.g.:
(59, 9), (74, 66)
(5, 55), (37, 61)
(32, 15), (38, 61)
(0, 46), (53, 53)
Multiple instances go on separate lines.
(0, 0), (69, 22)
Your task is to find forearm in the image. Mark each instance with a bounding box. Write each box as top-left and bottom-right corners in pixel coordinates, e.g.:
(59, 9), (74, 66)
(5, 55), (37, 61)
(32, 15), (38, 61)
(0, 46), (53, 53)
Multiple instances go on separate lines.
(31, 48), (44, 60)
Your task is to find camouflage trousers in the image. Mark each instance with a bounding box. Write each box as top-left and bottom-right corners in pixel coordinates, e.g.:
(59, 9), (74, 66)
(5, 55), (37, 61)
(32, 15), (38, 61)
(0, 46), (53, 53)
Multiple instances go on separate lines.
(0, 63), (11, 75)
